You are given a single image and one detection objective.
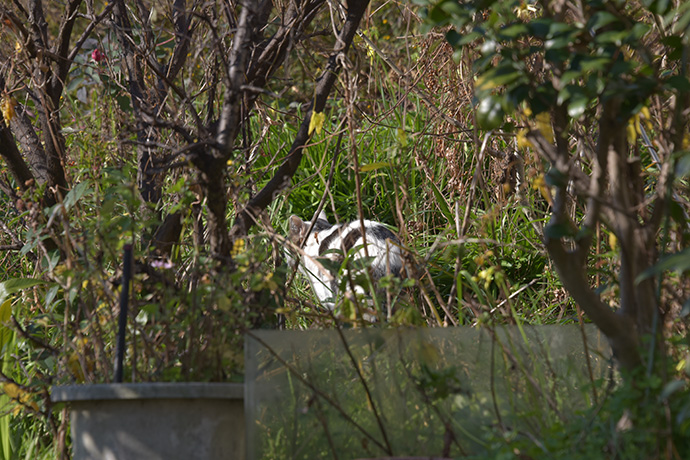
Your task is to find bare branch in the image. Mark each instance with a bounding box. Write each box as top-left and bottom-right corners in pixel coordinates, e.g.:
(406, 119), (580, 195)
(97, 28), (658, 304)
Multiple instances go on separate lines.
(230, 0), (371, 240)
(52, 0), (83, 101)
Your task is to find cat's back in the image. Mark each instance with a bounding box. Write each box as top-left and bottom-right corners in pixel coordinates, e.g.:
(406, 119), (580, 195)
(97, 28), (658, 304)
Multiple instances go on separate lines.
(289, 212), (402, 274)
(318, 219), (399, 255)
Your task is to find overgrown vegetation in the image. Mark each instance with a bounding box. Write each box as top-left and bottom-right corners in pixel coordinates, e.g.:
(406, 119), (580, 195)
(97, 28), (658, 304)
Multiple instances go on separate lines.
(0, 0), (688, 458)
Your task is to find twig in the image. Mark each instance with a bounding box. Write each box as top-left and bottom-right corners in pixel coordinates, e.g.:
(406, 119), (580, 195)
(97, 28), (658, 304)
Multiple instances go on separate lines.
(231, 0), (371, 239)
(461, 131), (492, 235)
(245, 330), (392, 454)
(333, 322), (393, 454)
(12, 316), (58, 353)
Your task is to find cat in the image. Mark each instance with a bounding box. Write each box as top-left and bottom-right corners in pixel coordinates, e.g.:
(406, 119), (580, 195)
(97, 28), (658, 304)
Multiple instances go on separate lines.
(286, 210), (403, 312)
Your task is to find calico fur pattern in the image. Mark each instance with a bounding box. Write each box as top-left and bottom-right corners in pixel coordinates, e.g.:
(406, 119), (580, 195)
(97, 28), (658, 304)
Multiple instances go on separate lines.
(287, 211), (402, 309)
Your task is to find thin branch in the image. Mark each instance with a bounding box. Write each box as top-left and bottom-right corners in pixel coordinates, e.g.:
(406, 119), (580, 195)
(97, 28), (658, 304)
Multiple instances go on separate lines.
(245, 330), (392, 455)
(230, 0), (371, 239)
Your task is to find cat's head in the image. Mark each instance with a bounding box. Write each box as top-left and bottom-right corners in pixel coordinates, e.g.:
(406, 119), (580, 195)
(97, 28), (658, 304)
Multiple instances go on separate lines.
(286, 210), (331, 266)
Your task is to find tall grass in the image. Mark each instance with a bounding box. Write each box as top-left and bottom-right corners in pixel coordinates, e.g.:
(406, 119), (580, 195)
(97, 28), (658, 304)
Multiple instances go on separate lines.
(243, 13), (569, 328)
(2, 1), (687, 458)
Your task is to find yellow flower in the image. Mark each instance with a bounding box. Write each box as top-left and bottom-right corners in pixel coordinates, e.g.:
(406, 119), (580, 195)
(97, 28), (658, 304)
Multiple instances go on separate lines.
(475, 74), (498, 92)
(628, 106), (654, 145)
(515, 1), (538, 19)
(2, 382), (39, 415)
(2, 96), (17, 124)
(516, 128), (532, 150)
(535, 112), (554, 144)
(67, 352), (85, 382)
(608, 232), (617, 250)
(308, 111), (325, 135)
(626, 119), (638, 145)
(231, 238), (245, 257)
(532, 174), (553, 206)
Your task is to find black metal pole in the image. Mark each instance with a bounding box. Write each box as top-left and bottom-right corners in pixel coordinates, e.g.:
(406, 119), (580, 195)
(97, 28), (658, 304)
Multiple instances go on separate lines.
(114, 244), (132, 383)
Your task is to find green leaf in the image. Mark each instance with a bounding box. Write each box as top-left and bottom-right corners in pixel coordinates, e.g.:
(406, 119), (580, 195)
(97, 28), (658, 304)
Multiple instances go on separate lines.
(545, 48), (570, 64)
(662, 35), (684, 60)
(430, 180), (454, 225)
(0, 279), (45, 306)
(674, 150), (690, 177)
(500, 23), (528, 39)
(428, 2), (453, 25)
(629, 23), (651, 41)
(445, 29), (463, 47)
(587, 11), (618, 32)
(458, 30), (484, 45)
(116, 95), (132, 112)
(476, 65), (523, 92)
(0, 299), (10, 325)
(649, 0), (672, 16)
(580, 56), (612, 72)
(63, 181), (92, 211)
(360, 162), (391, 172)
(660, 380), (686, 400)
(528, 19), (551, 39)
(636, 247), (690, 283)
(476, 95), (505, 129)
(545, 222), (575, 239)
(548, 22), (577, 37)
(0, 299), (12, 350)
(665, 75), (690, 92)
(0, 392), (11, 459)
(439, 0), (465, 17)
(544, 167), (568, 187)
(545, 36), (574, 51)
(567, 95), (589, 118)
(595, 30), (628, 45)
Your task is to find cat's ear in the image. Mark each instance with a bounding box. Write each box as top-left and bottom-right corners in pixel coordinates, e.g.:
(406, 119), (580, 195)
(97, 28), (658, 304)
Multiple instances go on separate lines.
(315, 210), (328, 223)
(288, 215), (306, 242)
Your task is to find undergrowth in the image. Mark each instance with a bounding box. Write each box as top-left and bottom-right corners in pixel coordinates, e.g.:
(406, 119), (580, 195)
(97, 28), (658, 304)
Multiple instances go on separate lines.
(0, 1), (688, 459)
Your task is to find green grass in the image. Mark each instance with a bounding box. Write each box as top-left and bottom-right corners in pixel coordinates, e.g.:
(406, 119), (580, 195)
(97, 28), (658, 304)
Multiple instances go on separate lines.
(1, 1), (688, 458)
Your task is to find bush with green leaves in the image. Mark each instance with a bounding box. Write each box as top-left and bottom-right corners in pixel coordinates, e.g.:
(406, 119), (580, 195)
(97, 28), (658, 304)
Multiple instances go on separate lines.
(421, 0), (690, 456)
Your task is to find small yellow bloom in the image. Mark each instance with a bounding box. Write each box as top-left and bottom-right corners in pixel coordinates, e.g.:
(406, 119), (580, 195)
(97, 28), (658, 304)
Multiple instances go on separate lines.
(516, 129), (532, 150)
(532, 174), (553, 206)
(67, 352), (86, 382)
(515, 1), (538, 19)
(535, 112), (554, 144)
(626, 120), (638, 145)
(608, 232), (617, 250)
(231, 238), (245, 257)
(308, 111), (325, 135)
(2, 96), (17, 124)
(2, 382), (39, 414)
(475, 74), (498, 92)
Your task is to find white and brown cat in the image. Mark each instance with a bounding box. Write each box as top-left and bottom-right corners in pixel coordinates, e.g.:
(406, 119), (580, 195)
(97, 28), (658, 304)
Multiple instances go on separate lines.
(287, 210), (402, 311)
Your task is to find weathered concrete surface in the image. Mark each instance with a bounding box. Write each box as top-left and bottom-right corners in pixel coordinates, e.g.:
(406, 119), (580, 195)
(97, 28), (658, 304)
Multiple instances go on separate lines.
(52, 383), (245, 460)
